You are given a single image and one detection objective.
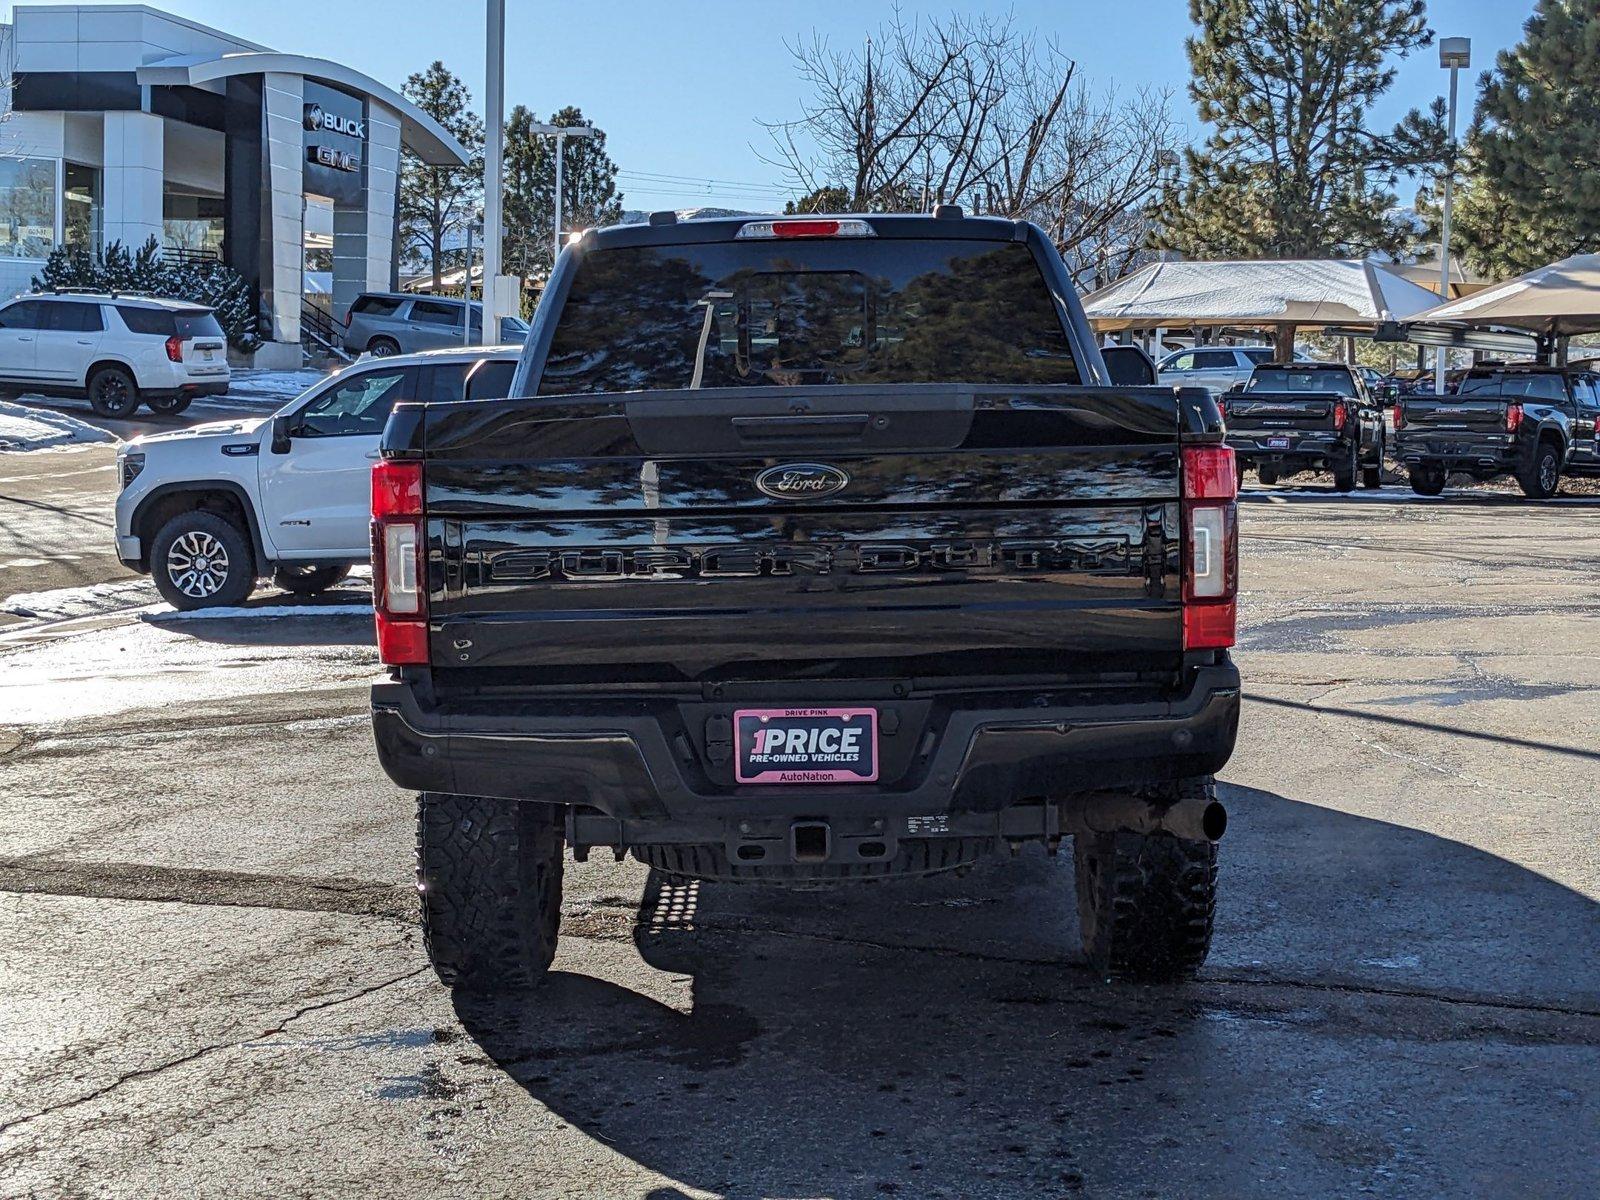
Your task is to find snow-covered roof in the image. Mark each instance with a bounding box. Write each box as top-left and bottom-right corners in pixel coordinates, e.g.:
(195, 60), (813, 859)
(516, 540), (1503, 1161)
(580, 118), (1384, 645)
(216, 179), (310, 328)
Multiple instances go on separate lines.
(1413, 254), (1600, 337)
(1082, 259), (1444, 332)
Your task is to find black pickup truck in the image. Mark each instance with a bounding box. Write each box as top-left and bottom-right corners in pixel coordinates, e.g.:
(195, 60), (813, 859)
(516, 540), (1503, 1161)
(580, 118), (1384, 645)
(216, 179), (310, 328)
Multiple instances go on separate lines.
(1395, 365), (1600, 497)
(1224, 362), (1385, 491)
(369, 212), (1241, 992)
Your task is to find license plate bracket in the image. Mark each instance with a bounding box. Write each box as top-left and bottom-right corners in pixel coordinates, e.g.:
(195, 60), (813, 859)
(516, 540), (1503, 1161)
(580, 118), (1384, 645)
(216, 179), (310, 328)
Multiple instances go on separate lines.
(734, 707), (879, 784)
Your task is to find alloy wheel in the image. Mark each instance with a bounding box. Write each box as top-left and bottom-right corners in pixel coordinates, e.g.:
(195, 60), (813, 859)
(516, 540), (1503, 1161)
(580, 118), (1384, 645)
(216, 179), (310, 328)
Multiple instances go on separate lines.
(166, 531), (231, 599)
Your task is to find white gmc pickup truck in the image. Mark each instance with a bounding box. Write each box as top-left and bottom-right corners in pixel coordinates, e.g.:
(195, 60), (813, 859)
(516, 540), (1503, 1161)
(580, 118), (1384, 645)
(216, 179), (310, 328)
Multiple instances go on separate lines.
(114, 346), (517, 608)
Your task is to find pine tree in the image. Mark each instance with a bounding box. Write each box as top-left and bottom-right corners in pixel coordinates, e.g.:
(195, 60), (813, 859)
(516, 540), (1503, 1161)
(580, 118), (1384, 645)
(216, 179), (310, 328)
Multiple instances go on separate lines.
(501, 105), (623, 283)
(1452, 0), (1600, 276)
(1154, 0), (1443, 260)
(398, 62), (486, 289)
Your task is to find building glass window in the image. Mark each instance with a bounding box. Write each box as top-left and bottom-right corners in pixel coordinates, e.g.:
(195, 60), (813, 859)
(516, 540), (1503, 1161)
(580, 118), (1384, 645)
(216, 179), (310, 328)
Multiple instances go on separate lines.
(63, 163), (100, 250)
(163, 188), (225, 257)
(0, 158), (58, 260)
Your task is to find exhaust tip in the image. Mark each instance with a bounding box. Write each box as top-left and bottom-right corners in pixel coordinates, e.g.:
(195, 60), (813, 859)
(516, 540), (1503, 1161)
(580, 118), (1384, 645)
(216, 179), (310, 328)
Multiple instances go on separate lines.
(1201, 801), (1228, 843)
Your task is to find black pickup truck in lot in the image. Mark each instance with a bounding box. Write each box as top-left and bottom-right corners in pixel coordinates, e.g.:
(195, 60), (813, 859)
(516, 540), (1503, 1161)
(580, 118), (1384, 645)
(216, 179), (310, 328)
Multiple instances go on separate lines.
(1224, 362), (1385, 490)
(1395, 364), (1600, 497)
(369, 211), (1241, 992)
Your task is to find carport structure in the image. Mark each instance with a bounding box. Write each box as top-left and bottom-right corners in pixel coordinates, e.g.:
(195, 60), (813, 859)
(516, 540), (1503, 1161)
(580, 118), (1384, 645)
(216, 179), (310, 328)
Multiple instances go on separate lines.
(1082, 258), (1444, 357)
(1403, 253), (1600, 361)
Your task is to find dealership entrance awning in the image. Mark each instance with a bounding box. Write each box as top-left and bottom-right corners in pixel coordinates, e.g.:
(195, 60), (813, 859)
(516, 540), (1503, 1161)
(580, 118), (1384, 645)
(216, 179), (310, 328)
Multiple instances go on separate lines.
(1082, 259), (1443, 342)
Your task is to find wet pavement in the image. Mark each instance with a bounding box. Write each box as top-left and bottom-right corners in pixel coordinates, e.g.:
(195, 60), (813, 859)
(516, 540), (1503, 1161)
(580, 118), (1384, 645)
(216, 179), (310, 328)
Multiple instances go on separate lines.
(0, 490), (1596, 1198)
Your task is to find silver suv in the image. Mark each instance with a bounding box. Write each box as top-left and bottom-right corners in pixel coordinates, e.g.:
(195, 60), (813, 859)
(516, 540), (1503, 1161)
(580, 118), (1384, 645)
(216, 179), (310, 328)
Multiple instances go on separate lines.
(1158, 346), (1277, 393)
(342, 292), (529, 358)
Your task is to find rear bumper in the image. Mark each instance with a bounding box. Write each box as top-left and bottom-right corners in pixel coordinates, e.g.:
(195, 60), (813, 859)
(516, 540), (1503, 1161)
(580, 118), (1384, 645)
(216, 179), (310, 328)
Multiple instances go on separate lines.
(1227, 431), (1347, 468)
(1396, 431), (1518, 472)
(370, 660), (1241, 826)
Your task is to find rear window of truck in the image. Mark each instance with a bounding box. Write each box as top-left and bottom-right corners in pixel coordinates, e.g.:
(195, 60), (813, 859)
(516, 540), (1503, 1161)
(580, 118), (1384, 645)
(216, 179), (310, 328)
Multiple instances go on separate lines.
(1457, 372), (1568, 400)
(537, 239), (1079, 394)
(1246, 368), (1353, 394)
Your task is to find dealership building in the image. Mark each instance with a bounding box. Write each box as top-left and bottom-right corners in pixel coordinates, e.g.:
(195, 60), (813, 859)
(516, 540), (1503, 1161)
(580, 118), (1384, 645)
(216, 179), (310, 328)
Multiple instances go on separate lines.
(0, 4), (468, 365)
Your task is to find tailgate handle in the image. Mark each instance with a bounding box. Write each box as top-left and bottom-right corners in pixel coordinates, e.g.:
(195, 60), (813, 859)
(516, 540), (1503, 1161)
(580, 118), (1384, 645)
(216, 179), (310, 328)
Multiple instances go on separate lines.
(732, 413), (871, 442)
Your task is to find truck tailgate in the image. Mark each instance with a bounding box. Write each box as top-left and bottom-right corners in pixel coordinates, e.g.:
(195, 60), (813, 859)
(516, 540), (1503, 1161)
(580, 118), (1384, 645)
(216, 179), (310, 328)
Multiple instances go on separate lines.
(407, 385), (1183, 684)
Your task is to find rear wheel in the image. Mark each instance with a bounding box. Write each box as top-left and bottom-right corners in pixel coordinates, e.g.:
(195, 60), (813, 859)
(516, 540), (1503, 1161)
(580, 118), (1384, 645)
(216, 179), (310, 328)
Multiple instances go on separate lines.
(144, 394), (192, 417)
(150, 510), (255, 610)
(1361, 435), (1384, 489)
(1331, 439), (1358, 492)
(87, 365), (139, 418)
(1256, 465), (1279, 486)
(366, 336), (401, 359)
(417, 792), (564, 993)
(1075, 777), (1219, 982)
(1518, 439), (1562, 499)
(1409, 464), (1446, 496)
(272, 563), (351, 596)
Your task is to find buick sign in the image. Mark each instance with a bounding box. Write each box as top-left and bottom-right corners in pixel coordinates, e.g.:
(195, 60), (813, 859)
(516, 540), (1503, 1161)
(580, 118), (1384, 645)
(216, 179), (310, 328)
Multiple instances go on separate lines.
(303, 103), (367, 140)
(755, 463), (850, 500)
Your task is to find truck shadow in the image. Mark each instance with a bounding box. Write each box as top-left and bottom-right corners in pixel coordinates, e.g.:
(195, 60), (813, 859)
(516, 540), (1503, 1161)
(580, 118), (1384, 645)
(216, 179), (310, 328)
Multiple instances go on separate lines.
(452, 784), (1600, 1199)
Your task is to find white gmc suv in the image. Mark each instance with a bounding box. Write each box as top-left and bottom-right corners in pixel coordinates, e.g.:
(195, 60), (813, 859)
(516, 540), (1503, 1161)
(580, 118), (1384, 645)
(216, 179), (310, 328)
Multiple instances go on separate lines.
(115, 346), (518, 609)
(0, 292), (231, 416)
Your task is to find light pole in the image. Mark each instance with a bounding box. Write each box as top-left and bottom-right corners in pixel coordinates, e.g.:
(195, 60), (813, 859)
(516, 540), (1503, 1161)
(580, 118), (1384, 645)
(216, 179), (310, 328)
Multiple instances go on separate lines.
(481, 0), (506, 345)
(523, 123), (599, 267)
(1435, 36), (1471, 391)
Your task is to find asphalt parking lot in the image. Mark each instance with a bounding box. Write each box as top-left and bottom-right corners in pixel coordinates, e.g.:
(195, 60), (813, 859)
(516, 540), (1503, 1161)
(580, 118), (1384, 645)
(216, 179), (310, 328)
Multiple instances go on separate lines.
(1, 475), (1597, 1198)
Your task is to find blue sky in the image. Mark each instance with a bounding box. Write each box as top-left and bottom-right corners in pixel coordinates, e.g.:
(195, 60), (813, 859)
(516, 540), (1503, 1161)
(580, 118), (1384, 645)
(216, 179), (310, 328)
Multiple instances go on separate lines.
(7, 0), (1538, 211)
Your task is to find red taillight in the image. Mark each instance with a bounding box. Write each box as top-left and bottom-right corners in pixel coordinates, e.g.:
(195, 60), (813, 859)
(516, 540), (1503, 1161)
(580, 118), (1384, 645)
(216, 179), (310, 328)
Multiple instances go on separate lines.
(164, 335), (183, 363)
(1181, 444), (1238, 651)
(344, 308), (354, 327)
(1505, 403), (1523, 432)
(1332, 401), (1347, 431)
(1393, 400), (1405, 431)
(371, 459), (427, 665)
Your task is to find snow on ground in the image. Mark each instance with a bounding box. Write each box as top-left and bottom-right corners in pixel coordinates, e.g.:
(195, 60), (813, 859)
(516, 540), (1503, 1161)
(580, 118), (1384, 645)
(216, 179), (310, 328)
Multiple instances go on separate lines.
(2, 579), (156, 620)
(0, 401), (119, 452)
(224, 368), (329, 403)
(143, 603), (372, 621)
(3, 571), (371, 624)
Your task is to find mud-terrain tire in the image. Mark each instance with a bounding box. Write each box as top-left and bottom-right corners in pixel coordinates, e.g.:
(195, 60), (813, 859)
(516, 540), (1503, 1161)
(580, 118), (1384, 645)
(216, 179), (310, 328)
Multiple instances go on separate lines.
(1075, 777), (1218, 982)
(272, 563), (351, 596)
(1256, 465), (1279, 486)
(417, 792), (564, 992)
(1517, 438), (1562, 499)
(150, 509), (255, 610)
(1408, 464), (1446, 496)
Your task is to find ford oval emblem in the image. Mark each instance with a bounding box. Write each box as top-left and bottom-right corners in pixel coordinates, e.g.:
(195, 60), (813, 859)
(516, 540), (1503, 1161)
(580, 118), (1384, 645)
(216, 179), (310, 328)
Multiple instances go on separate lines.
(755, 462), (850, 500)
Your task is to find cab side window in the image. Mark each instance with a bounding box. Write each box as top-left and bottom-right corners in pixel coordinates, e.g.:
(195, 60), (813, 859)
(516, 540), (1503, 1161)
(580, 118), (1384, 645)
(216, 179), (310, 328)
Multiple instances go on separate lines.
(1167, 352), (1195, 372)
(467, 358), (516, 400)
(294, 368), (414, 437)
(1194, 350), (1237, 370)
(0, 301), (44, 330)
(44, 302), (104, 332)
(411, 300), (463, 328)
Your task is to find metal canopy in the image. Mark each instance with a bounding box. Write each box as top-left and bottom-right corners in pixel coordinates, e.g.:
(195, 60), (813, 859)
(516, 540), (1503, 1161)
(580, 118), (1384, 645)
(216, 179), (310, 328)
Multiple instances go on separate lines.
(1409, 253), (1600, 337)
(1082, 258), (1443, 333)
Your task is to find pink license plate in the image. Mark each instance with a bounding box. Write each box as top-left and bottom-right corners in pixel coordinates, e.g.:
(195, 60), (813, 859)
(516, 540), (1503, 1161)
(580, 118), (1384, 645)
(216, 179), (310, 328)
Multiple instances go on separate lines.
(733, 707), (879, 784)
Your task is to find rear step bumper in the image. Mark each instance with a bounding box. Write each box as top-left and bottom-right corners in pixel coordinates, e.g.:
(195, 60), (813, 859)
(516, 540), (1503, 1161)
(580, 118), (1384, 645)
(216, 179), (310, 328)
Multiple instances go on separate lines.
(370, 661), (1240, 824)
(1395, 431), (1518, 471)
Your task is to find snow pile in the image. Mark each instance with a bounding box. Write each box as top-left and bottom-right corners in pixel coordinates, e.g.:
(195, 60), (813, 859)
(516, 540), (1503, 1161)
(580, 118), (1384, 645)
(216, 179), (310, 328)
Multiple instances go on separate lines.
(0, 401), (118, 452)
(223, 368), (328, 404)
(144, 603), (372, 621)
(2, 579), (156, 620)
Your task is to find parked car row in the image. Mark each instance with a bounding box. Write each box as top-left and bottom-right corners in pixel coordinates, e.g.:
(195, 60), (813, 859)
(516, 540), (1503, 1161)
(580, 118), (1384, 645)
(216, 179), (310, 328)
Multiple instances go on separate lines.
(1215, 359), (1600, 498)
